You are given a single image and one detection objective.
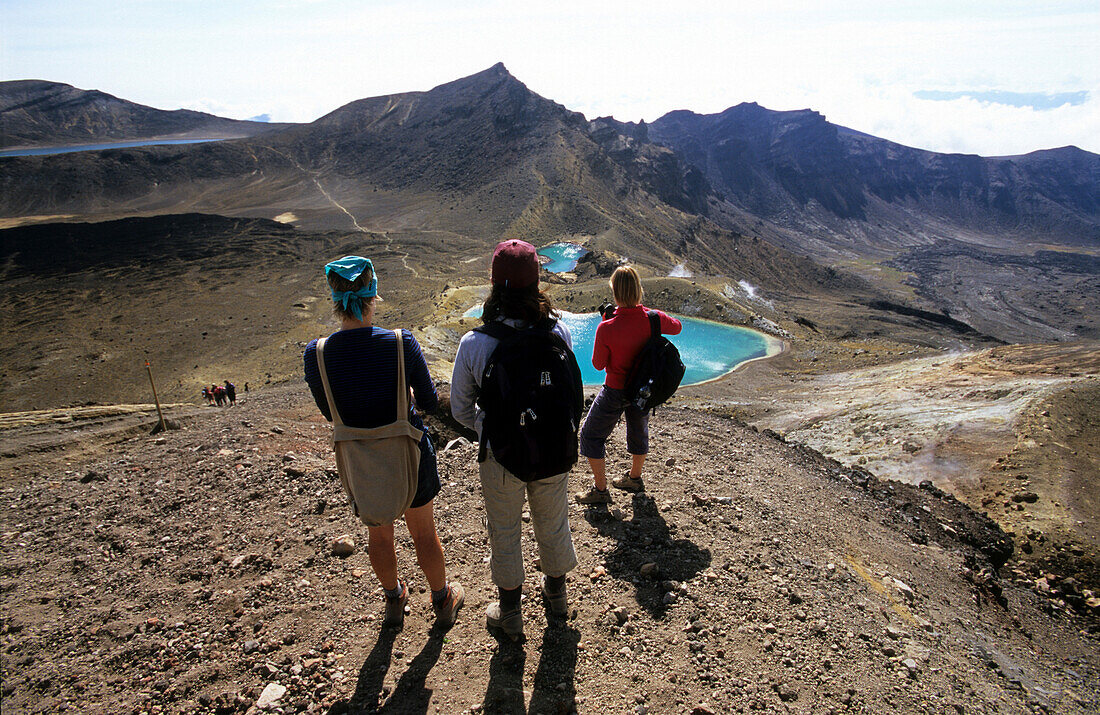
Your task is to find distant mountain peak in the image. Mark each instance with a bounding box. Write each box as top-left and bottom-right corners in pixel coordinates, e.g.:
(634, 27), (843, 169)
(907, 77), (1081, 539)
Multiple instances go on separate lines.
(429, 62), (523, 93)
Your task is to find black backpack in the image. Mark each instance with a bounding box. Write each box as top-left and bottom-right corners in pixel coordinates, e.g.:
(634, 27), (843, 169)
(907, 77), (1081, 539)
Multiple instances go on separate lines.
(474, 318), (584, 481)
(624, 310), (686, 411)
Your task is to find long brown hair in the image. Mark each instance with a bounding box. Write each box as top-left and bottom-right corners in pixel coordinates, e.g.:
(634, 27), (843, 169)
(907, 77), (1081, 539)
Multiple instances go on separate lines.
(481, 283), (557, 324)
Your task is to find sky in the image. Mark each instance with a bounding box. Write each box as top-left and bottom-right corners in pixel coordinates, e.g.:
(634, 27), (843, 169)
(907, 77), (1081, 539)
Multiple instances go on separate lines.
(3, 1), (1098, 156)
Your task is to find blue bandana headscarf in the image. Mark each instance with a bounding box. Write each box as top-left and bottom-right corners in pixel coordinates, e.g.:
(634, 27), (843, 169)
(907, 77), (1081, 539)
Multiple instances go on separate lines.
(325, 256), (377, 321)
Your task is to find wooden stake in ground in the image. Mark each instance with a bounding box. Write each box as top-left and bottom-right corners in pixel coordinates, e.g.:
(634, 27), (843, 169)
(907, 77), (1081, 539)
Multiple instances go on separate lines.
(145, 360), (166, 432)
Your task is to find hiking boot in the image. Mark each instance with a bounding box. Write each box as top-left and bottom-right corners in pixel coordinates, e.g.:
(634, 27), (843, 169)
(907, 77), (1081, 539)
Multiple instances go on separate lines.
(541, 575), (568, 618)
(611, 473), (644, 492)
(382, 582), (408, 629)
(432, 582), (465, 628)
(486, 601), (523, 641)
(575, 485), (612, 504)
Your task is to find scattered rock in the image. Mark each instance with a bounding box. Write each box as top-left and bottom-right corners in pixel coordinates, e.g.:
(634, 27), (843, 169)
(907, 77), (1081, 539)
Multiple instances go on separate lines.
(255, 682), (286, 709)
(331, 535), (356, 557)
(444, 437), (471, 451)
(890, 578), (915, 601)
(775, 682), (799, 702)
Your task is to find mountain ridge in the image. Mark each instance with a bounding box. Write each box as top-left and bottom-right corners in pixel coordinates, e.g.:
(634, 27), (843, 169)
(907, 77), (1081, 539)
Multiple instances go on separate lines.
(646, 103), (1100, 257)
(1, 66), (1097, 345)
(0, 79), (290, 149)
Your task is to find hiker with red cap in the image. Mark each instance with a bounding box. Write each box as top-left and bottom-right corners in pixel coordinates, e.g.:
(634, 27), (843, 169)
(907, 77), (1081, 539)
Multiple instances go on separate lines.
(451, 239), (583, 641)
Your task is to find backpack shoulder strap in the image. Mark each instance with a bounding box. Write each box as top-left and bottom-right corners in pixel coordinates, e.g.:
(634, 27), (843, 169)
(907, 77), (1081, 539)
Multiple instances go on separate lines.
(647, 310), (660, 339)
(474, 321), (518, 341)
(534, 316), (558, 332)
(393, 329), (410, 423)
(314, 337), (344, 427)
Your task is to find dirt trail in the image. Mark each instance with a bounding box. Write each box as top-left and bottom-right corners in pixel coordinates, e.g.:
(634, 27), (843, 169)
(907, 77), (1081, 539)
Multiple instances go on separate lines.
(1, 385), (1096, 714)
(261, 146), (420, 277)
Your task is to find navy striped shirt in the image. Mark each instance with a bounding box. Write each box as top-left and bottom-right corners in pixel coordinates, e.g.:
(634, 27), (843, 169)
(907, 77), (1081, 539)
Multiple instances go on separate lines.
(303, 327), (437, 430)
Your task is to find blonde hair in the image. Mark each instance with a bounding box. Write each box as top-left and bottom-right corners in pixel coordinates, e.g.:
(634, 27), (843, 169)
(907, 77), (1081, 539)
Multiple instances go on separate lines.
(610, 265), (643, 307)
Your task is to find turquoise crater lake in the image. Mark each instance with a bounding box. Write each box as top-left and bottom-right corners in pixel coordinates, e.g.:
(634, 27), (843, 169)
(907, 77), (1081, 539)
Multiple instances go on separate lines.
(538, 242), (589, 273)
(463, 308), (781, 387)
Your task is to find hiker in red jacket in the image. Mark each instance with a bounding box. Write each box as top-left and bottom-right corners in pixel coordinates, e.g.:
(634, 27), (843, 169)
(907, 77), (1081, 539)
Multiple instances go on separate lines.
(576, 265), (681, 504)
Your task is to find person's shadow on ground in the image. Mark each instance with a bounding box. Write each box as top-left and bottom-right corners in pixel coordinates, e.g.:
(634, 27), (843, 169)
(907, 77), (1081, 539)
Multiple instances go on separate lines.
(480, 620), (580, 715)
(528, 622), (580, 715)
(342, 626), (447, 714)
(583, 492), (711, 618)
(481, 635), (526, 714)
(343, 626), (397, 713)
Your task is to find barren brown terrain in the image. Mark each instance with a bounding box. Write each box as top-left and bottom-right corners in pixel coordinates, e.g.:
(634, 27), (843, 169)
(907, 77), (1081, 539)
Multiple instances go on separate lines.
(2, 383), (1098, 714)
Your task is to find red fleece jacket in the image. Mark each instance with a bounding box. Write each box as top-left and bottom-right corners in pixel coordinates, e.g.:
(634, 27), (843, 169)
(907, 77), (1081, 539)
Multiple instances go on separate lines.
(592, 305), (682, 389)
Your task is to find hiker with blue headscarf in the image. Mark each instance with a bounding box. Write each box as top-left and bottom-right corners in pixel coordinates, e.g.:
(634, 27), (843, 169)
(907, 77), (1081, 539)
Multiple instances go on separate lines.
(303, 256), (464, 630)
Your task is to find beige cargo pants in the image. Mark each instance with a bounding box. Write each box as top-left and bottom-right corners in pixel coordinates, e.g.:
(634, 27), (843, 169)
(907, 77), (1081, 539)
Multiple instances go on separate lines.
(478, 455), (578, 590)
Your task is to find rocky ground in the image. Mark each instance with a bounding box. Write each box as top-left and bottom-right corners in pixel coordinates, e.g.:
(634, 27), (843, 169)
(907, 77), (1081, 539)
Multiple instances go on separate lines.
(2, 384), (1098, 714)
(697, 342), (1100, 597)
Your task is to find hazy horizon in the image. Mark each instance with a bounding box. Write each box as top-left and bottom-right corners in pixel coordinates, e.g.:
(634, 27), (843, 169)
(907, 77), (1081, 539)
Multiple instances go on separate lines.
(3, 1), (1097, 156)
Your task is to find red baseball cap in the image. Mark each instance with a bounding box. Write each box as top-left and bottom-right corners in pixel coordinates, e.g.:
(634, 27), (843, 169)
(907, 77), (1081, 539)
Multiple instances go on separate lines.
(491, 239), (539, 288)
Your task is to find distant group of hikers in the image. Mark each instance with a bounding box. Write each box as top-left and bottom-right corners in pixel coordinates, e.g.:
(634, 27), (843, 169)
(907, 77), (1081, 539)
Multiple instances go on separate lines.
(201, 380), (243, 407)
(303, 241), (682, 639)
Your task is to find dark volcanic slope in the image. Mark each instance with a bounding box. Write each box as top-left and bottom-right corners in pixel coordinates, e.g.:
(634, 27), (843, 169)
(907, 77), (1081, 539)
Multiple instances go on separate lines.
(649, 105), (868, 221)
(274, 63), (587, 191)
(0, 80), (286, 148)
(648, 103), (1100, 255)
(890, 242), (1100, 342)
(0, 66), (833, 292)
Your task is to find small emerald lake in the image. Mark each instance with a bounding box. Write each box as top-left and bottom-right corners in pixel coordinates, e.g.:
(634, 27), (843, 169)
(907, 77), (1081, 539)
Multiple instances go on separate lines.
(538, 242), (588, 273)
(463, 308), (781, 386)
